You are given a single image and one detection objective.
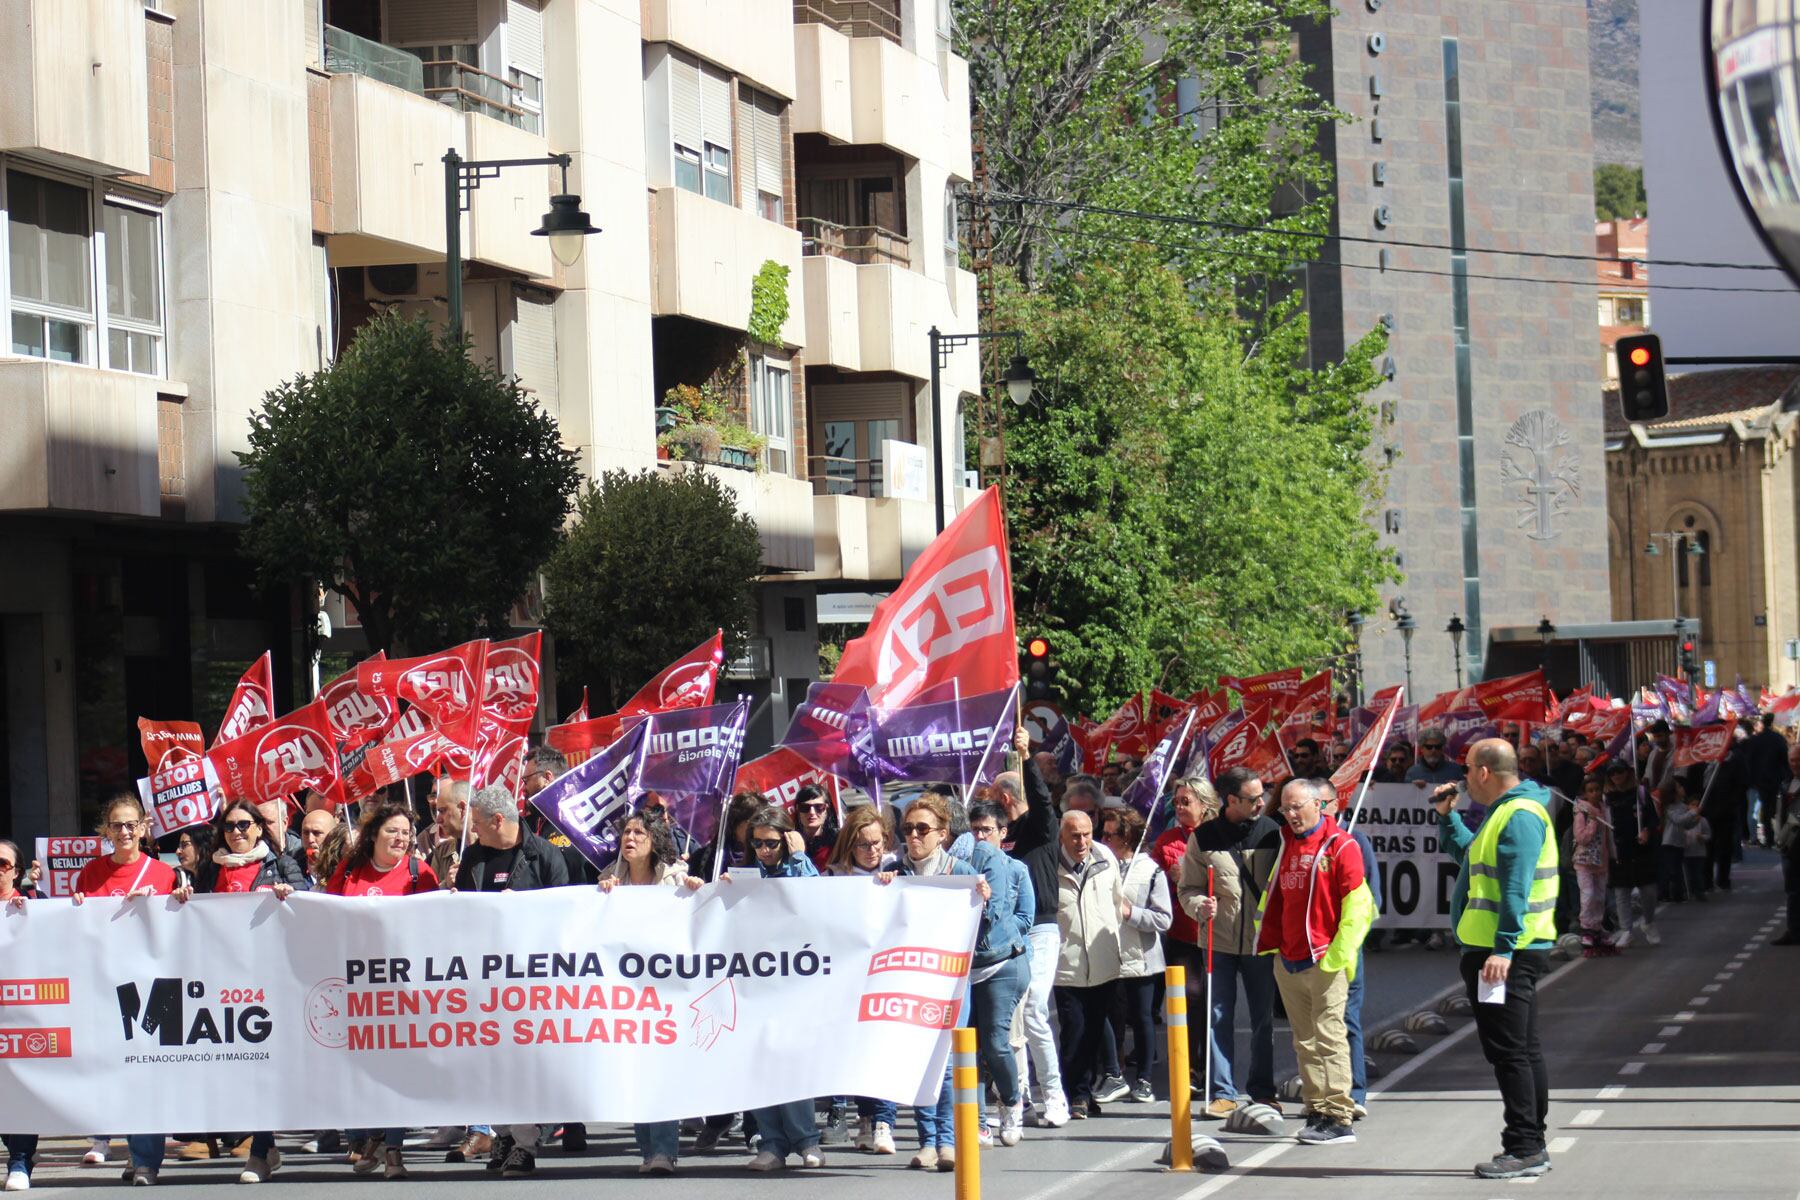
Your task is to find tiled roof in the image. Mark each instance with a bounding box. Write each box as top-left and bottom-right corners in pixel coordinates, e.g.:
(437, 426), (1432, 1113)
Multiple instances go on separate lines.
(1603, 366), (1800, 436)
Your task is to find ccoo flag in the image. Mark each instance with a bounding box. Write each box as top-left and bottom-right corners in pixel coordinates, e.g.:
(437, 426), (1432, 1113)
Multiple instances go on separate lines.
(527, 719), (651, 872)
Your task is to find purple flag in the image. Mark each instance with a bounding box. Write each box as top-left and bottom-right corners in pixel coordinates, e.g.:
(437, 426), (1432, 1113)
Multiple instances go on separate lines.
(633, 699), (749, 855)
(1128, 710), (1197, 843)
(1436, 709), (1499, 758)
(868, 687), (1017, 787)
(781, 682), (880, 786)
(527, 720), (649, 871)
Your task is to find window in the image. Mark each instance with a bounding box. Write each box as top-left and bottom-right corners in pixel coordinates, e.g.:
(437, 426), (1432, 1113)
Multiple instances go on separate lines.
(704, 142), (732, 203)
(104, 202), (164, 375)
(508, 68), (543, 134)
(8, 171), (94, 364)
(668, 52), (735, 205)
(944, 185), (960, 277)
(750, 355), (791, 475)
(1615, 297), (1644, 325)
(739, 87), (785, 223)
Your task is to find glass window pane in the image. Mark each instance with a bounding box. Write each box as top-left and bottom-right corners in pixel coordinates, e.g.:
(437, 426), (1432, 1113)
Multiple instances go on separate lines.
(42, 178), (92, 310)
(674, 151), (701, 194)
(109, 326), (127, 367)
(48, 318), (83, 363)
(11, 311), (44, 357)
(105, 204), (161, 324)
(7, 171), (44, 303)
(704, 168), (730, 203)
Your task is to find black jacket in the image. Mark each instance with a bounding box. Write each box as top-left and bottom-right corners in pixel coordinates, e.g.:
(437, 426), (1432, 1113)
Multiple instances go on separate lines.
(1007, 758), (1061, 925)
(455, 829), (571, 892)
(197, 850), (308, 894)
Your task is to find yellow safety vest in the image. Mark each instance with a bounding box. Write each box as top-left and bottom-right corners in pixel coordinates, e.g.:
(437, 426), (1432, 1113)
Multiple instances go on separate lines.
(1455, 796), (1559, 951)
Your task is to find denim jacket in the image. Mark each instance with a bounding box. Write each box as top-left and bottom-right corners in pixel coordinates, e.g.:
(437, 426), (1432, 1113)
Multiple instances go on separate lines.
(758, 851), (820, 879)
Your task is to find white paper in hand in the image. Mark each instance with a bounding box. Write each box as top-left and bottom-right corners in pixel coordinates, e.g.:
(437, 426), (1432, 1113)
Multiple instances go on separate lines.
(1477, 976), (1507, 1005)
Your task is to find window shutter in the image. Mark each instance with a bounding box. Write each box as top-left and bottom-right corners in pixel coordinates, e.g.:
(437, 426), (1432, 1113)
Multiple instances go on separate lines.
(511, 290), (559, 418)
(755, 94), (783, 201)
(385, 0), (478, 45)
(670, 52), (701, 151)
(700, 66), (733, 151)
(737, 88), (758, 213)
(507, 0), (544, 79)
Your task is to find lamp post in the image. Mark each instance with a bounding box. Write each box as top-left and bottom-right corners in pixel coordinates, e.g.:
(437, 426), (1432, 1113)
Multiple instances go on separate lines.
(1397, 611), (1417, 698)
(443, 148), (600, 339)
(1445, 613), (1466, 689)
(1347, 612), (1365, 707)
(927, 326), (1037, 532)
(1536, 615), (1557, 677)
(1644, 531), (1706, 660)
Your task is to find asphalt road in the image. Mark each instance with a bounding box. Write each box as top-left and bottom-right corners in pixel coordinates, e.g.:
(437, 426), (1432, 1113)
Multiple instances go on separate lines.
(21, 850), (1797, 1199)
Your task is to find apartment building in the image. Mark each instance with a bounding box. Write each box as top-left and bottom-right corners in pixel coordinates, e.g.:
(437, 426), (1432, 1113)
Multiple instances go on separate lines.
(1597, 217), (1650, 380)
(0, 0), (980, 839)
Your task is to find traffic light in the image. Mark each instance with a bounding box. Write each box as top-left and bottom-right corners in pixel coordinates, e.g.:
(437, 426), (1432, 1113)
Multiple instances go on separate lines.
(1022, 636), (1054, 701)
(1680, 638), (1698, 680)
(1615, 333), (1669, 422)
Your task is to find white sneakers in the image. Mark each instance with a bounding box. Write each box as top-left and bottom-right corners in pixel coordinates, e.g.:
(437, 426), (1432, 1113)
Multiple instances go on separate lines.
(82, 1140), (109, 1167)
(799, 1148), (825, 1169)
(638, 1155), (675, 1175)
(998, 1103), (1025, 1147)
(871, 1122), (897, 1155)
(1641, 920), (1662, 946)
(854, 1118), (873, 1152)
(4, 1168), (29, 1192)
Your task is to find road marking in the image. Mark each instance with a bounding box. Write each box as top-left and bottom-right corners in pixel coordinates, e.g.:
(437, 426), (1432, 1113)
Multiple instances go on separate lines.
(1173, 1141), (1292, 1200)
(1641, 1042), (1665, 1054)
(1714, 972), (1734, 982)
(1019, 1133), (1164, 1200)
(1597, 1085), (1624, 1099)
(1619, 1062), (1645, 1076)
(1734, 952), (1752, 960)
(1658, 1026), (1682, 1038)
(1547, 1136), (1577, 1155)
(1703, 983), (1722, 993)
(1570, 1109), (1603, 1126)
(1689, 996), (1712, 1006)
(1673, 1011), (1695, 1022)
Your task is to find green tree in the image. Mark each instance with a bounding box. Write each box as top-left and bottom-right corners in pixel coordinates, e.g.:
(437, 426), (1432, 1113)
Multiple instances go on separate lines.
(237, 311), (580, 656)
(543, 468), (764, 708)
(1594, 163), (1646, 220)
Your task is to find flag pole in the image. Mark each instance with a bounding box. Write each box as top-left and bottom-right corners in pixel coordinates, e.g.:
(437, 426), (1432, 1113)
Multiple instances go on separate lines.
(970, 683), (1021, 795)
(1346, 685), (1404, 836)
(1202, 865), (1214, 1114)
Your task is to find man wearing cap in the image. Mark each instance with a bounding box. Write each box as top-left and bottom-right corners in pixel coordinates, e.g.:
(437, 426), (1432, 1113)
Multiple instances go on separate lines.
(1432, 738), (1559, 1180)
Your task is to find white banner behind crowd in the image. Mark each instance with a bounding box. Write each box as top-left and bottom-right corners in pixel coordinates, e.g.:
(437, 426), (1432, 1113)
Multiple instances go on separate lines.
(0, 877), (980, 1134)
(1354, 783), (1460, 929)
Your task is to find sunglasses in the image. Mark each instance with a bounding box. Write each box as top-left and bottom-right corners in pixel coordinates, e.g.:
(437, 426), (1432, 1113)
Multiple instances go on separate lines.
(797, 802), (828, 813)
(223, 819), (256, 833)
(751, 837), (783, 850)
(901, 823), (940, 837)
(0, 861), (15, 872)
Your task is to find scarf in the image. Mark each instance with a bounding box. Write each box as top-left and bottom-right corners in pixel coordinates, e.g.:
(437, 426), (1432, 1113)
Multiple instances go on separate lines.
(212, 841), (272, 869)
(907, 847), (950, 877)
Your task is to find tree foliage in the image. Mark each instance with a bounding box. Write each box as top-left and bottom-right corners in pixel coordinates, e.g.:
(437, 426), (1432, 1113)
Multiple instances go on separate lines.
(542, 468), (764, 708)
(1594, 163), (1646, 221)
(238, 312), (580, 656)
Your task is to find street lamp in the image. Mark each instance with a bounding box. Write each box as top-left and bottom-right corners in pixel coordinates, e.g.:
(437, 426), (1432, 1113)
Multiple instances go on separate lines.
(1347, 612), (1365, 707)
(1536, 615), (1557, 676)
(1643, 531), (1706, 625)
(927, 326), (1038, 532)
(1396, 611), (1417, 698)
(443, 148), (600, 338)
(1445, 613), (1466, 688)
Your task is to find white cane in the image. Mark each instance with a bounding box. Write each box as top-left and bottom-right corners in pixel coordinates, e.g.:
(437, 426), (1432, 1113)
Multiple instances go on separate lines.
(1202, 866), (1214, 1112)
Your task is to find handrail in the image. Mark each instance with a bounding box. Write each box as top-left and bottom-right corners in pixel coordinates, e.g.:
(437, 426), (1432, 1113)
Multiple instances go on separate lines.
(792, 0), (902, 43)
(797, 216), (911, 267)
(420, 57), (533, 124)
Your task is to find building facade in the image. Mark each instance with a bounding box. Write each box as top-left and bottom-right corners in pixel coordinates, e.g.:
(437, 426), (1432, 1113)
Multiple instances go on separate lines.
(1597, 216), (1649, 380)
(0, 0), (979, 841)
(1298, 0), (1613, 698)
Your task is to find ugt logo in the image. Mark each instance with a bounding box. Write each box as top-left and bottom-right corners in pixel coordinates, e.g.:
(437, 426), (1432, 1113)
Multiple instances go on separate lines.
(116, 977), (271, 1046)
(255, 726), (332, 796)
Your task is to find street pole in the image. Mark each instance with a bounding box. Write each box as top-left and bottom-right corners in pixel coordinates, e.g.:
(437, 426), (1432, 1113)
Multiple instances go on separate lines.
(928, 326), (946, 534)
(444, 149), (465, 340)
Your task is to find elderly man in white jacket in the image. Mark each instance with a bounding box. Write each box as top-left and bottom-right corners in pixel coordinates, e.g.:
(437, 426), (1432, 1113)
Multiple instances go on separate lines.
(1054, 811), (1126, 1118)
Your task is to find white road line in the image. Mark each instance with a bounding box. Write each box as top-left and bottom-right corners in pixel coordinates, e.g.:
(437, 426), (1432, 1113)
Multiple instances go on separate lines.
(1547, 1136), (1577, 1155)
(1714, 972), (1734, 982)
(1703, 983), (1722, 993)
(1018, 1135), (1164, 1200)
(1619, 1062), (1646, 1076)
(1570, 1109), (1603, 1126)
(1734, 952), (1752, 960)
(1673, 1011), (1695, 1022)
(1689, 996), (1712, 1006)
(1173, 1141), (1293, 1200)
(1658, 1026), (1682, 1038)
(1641, 1042), (1665, 1055)
(1597, 1085), (1625, 1100)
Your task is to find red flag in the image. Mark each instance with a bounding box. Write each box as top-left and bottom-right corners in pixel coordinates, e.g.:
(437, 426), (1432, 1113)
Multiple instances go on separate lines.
(831, 487), (1016, 710)
(734, 748), (841, 816)
(1186, 688), (1231, 728)
(137, 718), (204, 772)
(1220, 668), (1305, 723)
(1418, 685), (1476, 725)
(545, 712), (627, 767)
(358, 640), (489, 753)
(204, 697), (345, 808)
(1090, 695), (1152, 758)
(214, 651), (275, 746)
(1472, 669), (1550, 723)
(567, 687), (590, 725)
(618, 630), (724, 716)
(341, 706), (445, 802)
(1330, 685), (1404, 805)
(1207, 718), (1291, 787)
(318, 654), (399, 753)
(1672, 723), (1733, 769)
(482, 632), (544, 736)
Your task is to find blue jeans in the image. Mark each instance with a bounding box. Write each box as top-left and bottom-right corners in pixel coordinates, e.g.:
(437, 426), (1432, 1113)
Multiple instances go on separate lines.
(749, 1099), (816, 1159)
(126, 1135), (164, 1171)
(1345, 948), (1367, 1105)
(970, 952), (1031, 1106)
(634, 1121), (679, 1161)
(1209, 951), (1276, 1102)
(855, 1097), (897, 1126)
(4, 1135), (36, 1176)
(913, 1062), (954, 1148)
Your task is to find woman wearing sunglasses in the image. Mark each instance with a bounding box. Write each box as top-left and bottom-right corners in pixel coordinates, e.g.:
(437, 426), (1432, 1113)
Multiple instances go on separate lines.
(824, 808), (901, 1155)
(2, 839), (38, 1193)
(326, 803), (438, 1179)
(791, 786), (838, 871)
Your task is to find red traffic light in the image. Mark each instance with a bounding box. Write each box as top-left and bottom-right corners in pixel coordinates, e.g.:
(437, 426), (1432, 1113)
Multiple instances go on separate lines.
(1629, 346), (1651, 367)
(1027, 637), (1051, 659)
(1681, 641), (1695, 654)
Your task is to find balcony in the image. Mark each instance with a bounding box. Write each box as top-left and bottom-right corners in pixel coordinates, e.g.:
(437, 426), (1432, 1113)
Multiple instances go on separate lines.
(651, 188), (806, 346)
(324, 24), (423, 92)
(800, 255), (978, 389)
(0, 0), (149, 177)
(793, 0), (901, 44)
(809, 492), (935, 581)
(662, 461), (816, 572)
(790, 21), (970, 178)
(798, 217), (909, 266)
(643, 0), (796, 99)
(0, 362), (162, 518)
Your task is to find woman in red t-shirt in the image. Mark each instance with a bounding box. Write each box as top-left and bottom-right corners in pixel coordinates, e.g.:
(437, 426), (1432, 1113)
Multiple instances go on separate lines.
(326, 802), (438, 1178)
(70, 792), (181, 1185)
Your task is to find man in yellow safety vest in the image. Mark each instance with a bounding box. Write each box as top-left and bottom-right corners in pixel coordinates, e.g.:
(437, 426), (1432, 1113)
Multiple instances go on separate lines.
(1432, 737), (1558, 1182)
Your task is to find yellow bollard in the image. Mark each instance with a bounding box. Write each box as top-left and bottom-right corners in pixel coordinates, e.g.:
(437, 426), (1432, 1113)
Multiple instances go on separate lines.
(951, 1026), (982, 1200)
(1165, 965), (1193, 1172)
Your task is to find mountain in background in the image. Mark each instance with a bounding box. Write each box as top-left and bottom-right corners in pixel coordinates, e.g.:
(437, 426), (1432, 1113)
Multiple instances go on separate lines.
(1590, 0), (1641, 165)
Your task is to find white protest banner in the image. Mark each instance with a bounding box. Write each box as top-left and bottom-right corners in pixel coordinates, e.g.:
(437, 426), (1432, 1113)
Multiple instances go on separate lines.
(1351, 783), (1460, 929)
(31, 838), (108, 899)
(0, 876), (979, 1134)
(136, 756), (216, 839)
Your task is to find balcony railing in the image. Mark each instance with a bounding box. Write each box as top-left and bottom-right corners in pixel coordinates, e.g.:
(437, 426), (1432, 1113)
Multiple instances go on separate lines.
(793, 0), (901, 44)
(798, 216), (911, 267)
(421, 56), (540, 133)
(323, 24), (423, 93)
(810, 454), (892, 498)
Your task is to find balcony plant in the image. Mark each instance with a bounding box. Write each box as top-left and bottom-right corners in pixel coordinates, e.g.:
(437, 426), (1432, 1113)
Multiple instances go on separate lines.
(657, 382), (767, 470)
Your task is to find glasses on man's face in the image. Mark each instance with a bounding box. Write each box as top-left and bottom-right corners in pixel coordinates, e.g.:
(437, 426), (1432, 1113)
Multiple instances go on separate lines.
(970, 825), (1000, 840)
(1278, 804), (1315, 818)
(223, 820), (256, 834)
(751, 837), (783, 851)
(901, 822), (939, 838)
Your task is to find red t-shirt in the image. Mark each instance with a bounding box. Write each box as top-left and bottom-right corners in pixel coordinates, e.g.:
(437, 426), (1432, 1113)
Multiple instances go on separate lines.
(74, 855), (178, 898)
(212, 862), (265, 894)
(328, 857), (438, 897)
(1151, 826), (1198, 944)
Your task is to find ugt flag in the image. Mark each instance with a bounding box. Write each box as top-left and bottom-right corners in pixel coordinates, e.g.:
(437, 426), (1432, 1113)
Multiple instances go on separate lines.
(215, 652), (275, 746)
(831, 487), (1016, 711)
(358, 640), (490, 752)
(203, 697), (346, 812)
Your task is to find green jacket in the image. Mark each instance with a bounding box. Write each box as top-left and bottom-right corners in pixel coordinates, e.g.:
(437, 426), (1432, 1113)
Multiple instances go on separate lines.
(1440, 779), (1552, 957)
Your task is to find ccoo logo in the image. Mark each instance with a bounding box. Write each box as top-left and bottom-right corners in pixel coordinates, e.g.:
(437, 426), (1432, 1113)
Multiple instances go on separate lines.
(877, 548), (1007, 692)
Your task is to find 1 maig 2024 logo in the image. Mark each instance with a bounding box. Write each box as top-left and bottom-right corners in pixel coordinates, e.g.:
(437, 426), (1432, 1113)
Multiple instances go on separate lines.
(113, 976), (274, 1062)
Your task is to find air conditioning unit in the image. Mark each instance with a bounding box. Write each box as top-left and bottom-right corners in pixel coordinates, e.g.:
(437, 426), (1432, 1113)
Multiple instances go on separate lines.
(362, 263), (448, 304)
